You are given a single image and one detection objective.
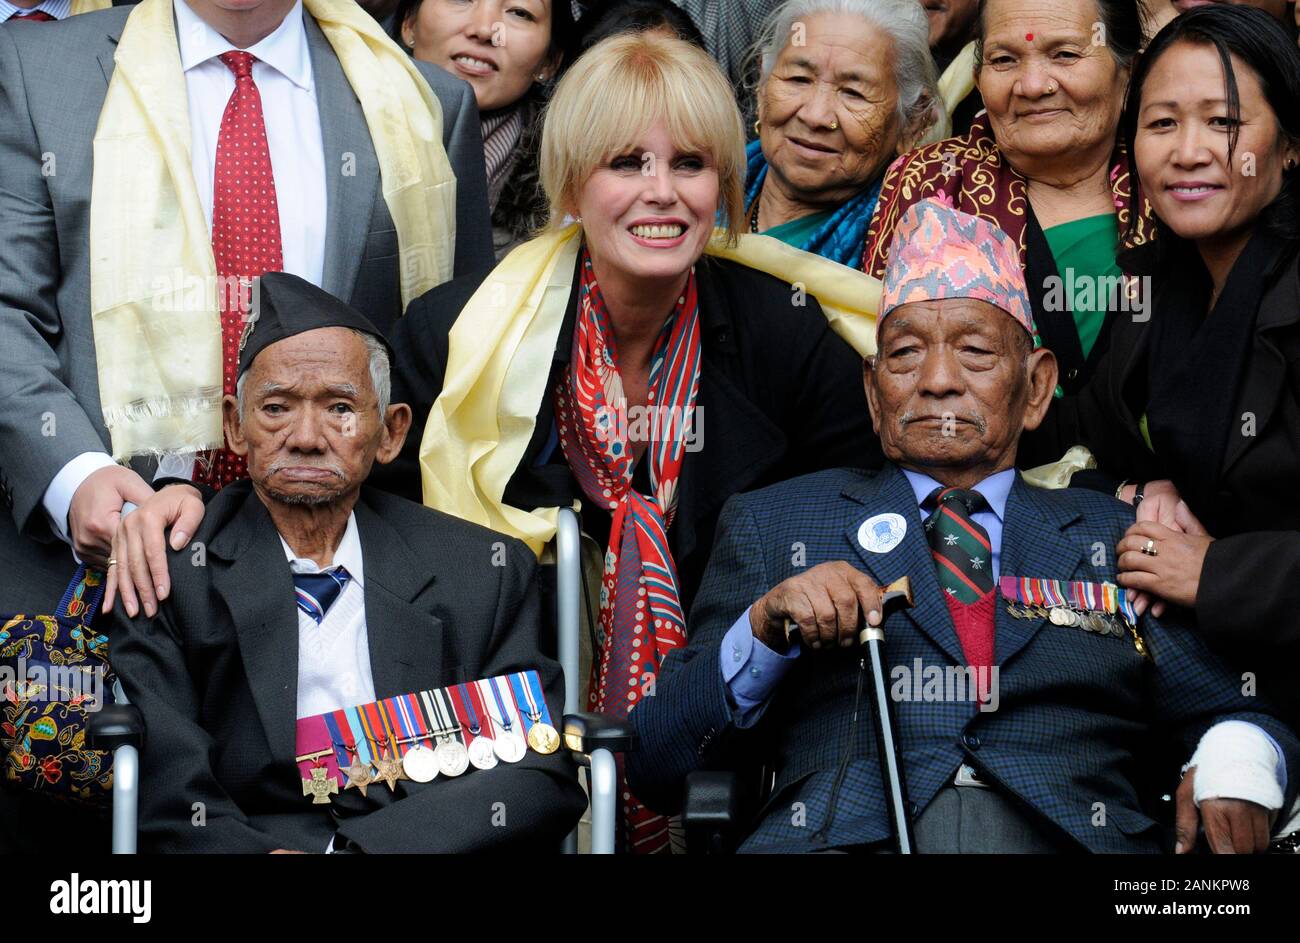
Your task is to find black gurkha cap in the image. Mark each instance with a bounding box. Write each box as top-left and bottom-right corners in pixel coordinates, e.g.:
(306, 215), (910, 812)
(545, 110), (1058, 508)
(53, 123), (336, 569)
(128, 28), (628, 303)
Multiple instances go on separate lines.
(237, 272), (393, 377)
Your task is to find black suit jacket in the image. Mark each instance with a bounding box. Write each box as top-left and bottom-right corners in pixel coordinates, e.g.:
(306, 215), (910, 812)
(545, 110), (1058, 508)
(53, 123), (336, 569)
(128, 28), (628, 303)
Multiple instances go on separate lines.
(378, 254), (882, 613)
(1025, 246), (1300, 724)
(109, 481), (586, 853)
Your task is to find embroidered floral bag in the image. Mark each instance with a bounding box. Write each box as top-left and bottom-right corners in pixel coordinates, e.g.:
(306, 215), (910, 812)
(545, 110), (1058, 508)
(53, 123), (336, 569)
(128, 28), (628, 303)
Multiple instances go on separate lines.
(1, 566), (114, 805)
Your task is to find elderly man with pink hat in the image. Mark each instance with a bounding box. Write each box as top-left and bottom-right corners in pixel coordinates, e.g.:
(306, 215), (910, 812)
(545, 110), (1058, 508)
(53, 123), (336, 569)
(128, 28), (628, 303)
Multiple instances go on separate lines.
(627, 200), (1300, 854)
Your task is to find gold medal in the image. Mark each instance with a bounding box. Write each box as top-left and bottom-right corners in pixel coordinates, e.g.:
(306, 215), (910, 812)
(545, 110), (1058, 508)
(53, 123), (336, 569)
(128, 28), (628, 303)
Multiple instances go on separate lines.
(1127, 622), (1151, 660)
(373, 740), (407, 791)
(527, 722), (560, 755)
(302, 765), (338, 805)
(342, 754), (374, 797)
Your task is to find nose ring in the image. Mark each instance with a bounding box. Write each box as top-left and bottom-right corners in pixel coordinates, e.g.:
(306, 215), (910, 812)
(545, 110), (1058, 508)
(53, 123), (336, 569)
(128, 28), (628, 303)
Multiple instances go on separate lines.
(1045, 82), (1058, 94)
(830, 119), (839, 131)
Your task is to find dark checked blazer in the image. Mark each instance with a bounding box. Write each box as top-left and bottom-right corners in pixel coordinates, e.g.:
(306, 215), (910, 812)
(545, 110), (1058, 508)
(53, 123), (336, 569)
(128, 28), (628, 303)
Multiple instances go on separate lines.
(627, 463), (1300, 853)
(109, 480), (586, 853)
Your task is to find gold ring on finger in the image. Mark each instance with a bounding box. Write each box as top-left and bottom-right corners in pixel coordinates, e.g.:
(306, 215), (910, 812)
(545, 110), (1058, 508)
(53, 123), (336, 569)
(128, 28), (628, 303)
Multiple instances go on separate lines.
(1141, 539), (1158, 557)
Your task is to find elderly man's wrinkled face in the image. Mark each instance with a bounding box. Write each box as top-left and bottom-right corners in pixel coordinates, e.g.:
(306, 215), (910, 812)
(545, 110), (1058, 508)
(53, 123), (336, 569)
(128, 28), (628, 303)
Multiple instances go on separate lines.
(224, 327), (410, 508)
(978, 0), (1128, 178)
(758, 11), (907, 207)
(866, 300), (1057, 483)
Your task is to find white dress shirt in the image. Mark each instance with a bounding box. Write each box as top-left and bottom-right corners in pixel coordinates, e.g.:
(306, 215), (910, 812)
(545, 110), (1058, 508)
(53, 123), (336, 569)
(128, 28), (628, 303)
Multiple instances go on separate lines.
(174, 0), (326, 286)
(282, 512), (376, 719)
(42, 0), (329, 533)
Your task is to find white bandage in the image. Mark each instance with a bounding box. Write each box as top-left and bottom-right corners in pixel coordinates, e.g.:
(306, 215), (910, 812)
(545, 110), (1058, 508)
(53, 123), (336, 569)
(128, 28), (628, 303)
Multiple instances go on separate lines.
(1188, 721), (1285, 812)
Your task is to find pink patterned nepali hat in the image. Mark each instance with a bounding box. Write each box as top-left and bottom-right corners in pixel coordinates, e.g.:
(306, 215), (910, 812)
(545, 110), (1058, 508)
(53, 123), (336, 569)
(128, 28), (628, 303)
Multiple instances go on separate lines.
(879, 199), (1034, 336)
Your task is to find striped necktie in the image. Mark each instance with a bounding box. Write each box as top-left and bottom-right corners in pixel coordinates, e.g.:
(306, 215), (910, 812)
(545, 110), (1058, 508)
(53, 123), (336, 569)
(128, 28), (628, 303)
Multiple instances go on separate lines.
(293, 567), (352, 625)
(923, 487), (994, 603)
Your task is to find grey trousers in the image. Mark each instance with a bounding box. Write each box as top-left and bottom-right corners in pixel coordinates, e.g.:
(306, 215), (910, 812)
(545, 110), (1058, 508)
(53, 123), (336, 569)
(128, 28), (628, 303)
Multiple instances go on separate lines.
(816, 785), (1077, 854)
(908, 784), (1077, 854)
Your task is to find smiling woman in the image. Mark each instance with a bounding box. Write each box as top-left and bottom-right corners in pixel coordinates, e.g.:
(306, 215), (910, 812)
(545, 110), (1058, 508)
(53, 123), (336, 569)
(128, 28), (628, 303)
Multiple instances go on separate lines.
(393, 0), (578, 256)
(382, 31), (887, 851)
(865, 0), (1157, 400)
(1030, 4), (1300, 729)
(745, 0), (942, 266)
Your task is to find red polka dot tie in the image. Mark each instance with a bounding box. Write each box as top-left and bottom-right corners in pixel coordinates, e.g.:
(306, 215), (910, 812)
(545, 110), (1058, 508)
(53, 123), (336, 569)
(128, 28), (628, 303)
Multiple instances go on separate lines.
(194, 51), (284, 488)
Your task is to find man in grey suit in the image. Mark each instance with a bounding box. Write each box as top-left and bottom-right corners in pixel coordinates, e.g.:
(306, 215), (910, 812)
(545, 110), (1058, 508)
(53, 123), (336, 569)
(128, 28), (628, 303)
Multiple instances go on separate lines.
(0, 0), (494, 618)
(108, 273), (584, 852)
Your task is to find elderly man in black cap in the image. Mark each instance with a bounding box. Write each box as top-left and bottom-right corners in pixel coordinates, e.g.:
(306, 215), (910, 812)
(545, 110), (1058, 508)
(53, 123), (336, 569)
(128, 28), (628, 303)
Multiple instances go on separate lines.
(108, 273), (585, 853)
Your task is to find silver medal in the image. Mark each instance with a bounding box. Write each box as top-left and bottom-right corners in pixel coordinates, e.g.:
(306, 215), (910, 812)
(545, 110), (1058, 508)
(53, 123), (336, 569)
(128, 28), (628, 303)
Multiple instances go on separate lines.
(401, 744), (438, 783)
(434, 738), (470, 777)
(468, 736), (498, 770)
(493, 730), (527, 763)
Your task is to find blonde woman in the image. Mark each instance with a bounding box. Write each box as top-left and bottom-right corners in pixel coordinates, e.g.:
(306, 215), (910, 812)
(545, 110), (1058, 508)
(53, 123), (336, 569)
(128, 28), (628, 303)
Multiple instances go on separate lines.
(389, 32), (885, 851)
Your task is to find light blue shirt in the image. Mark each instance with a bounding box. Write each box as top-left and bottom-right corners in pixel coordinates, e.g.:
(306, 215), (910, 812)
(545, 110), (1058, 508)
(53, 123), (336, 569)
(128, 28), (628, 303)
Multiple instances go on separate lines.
(0, 0), (70, 20)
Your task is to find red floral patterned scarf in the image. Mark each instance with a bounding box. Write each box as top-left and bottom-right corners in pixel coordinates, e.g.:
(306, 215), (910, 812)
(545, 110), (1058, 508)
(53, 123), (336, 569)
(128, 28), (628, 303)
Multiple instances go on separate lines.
(862, 112), (1155, 277)
(554, 247), (702, 853)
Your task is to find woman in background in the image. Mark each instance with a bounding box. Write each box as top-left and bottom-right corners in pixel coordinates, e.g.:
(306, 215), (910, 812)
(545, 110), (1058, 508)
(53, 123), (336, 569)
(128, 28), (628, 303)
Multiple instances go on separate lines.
(865, 0), (1156, 397)
(1036, 5), (1300, 730)
(742, 0), (940, 267)
(394, 0), (578, 256)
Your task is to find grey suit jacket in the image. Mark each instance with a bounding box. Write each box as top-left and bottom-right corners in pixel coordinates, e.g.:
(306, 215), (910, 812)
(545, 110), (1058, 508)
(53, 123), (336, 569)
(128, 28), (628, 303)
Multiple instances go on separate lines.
(108, 481), (586, 852)
(0, 8), (493, 611)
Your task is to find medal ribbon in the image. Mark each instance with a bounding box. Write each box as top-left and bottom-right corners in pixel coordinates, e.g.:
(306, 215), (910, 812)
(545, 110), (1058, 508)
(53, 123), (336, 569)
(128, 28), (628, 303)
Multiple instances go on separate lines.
(464, 681), (496, 742)
(294, 715), (337, 784)
(386, 694), (419, 755)
(483, 677), (520, 736)
(419, 690), (444, 741)
(523, 671), (553, 726)
(449, 683), (483, 741)
(432, 688), (463, 743)
(323, 710), (354, 772)
(508, 672), (540, 736)
(364, 700), (401, 758)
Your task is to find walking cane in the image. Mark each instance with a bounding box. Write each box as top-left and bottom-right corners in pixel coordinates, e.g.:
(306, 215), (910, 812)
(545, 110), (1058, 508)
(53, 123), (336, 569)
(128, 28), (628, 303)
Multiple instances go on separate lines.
(863, 577), (916, 853)
(784, 576), (917, 853)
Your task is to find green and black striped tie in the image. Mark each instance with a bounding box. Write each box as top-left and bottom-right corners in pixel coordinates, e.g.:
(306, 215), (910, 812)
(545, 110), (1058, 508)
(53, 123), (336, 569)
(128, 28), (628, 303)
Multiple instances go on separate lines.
(923, 487), (994, 604)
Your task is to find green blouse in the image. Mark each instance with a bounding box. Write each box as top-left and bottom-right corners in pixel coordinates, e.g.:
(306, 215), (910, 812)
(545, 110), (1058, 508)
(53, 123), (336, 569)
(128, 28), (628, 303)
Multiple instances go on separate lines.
(1042, 213), (1122, 361)
(762, 208), (836, 250)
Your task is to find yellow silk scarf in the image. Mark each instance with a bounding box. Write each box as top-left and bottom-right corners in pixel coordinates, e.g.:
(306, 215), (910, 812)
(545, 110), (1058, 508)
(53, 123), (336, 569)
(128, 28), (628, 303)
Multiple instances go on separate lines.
(70, 0), (112, 14)
(419, 225), (881, 556)
(89, 0), (455, 460)
(939, 41), (978, 120)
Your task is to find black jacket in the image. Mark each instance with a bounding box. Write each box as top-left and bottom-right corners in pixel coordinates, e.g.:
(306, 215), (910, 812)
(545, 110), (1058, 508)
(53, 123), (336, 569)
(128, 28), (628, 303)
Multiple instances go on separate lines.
(381, 254), (882, 615)
(1025, 244), (1300, 723)
(109, 481), (586, 852)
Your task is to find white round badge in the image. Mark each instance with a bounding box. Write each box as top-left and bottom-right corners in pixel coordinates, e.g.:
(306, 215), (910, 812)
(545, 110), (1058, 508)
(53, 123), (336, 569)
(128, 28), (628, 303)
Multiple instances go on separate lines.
(858, 513), (907, 554)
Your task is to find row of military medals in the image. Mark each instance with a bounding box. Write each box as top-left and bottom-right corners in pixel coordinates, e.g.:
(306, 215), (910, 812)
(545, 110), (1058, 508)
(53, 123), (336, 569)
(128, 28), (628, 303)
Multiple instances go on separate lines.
(1001, 577), (1149, 659)
(299, 676), (560, 805)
